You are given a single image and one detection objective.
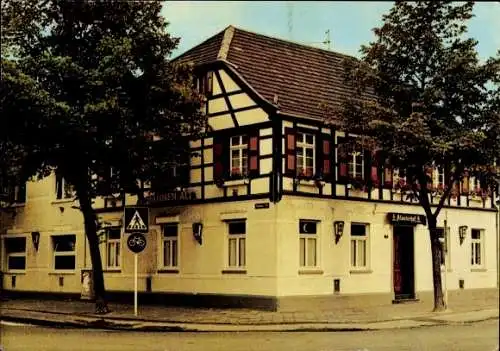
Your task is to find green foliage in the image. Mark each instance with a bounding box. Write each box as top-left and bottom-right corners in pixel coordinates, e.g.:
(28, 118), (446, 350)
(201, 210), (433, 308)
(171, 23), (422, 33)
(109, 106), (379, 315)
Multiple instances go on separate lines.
(333, 1), (499, 215)
(1, 0), (206, 199)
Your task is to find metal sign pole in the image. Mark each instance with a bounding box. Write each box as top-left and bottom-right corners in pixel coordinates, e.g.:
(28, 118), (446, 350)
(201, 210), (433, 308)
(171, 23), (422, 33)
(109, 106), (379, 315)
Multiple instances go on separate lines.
(134, 253), (138, 316)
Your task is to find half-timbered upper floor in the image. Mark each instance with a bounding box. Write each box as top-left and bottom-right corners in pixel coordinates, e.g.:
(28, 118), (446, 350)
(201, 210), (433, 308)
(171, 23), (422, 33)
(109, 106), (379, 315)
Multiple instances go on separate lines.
(1, 26), (497, 213)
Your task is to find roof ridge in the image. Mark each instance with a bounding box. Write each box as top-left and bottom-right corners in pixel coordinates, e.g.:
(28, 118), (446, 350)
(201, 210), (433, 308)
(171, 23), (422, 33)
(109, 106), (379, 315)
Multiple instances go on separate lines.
(172, 25), (231, 62)
(217, 26), (235, 60)
(230, 25), (356, 60)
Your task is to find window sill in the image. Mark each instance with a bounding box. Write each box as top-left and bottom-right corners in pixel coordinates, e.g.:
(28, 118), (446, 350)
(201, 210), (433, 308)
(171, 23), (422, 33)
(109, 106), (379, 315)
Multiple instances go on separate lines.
(224, 179), (248, 187)
(51, 198), (75, 205)
(470, 268), (487, 272)
(158, 269), (179, 274)
(9, 203), (26, 208)
(4, 271), (26, 275)
(298, 269), (324, 275)
(103, 269), (121, 273)
(350, 269), (373, 274)
(222, 269), (247, 274)
(48, 271), (76, 275)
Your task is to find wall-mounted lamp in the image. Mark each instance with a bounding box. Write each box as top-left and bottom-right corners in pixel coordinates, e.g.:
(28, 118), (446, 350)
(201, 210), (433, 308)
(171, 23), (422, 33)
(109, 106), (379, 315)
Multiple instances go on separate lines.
(459, 225), (468, 245)
(31, 231), (40, 251)
(334, 221), (345, 244)
(193, 222), (203, 245)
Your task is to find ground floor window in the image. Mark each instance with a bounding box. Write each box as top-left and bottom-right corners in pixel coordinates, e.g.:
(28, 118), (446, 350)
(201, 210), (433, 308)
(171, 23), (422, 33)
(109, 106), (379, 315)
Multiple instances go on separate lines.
(350, 223), (368, 269)
(228, 220), (246, 268)
(52, 235), (76, 270)
(471, 228), (484, 267)
(299, 220), (318, 267)
(4, 236), (26, 271)
(105, 228), (121, 269)
(436, 227), (451, 267)
(162, 223), (179, 268)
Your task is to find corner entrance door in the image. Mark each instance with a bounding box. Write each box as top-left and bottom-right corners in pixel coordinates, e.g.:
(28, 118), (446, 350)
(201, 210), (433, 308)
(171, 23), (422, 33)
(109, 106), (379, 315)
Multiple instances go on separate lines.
(393, 225), (415, 300)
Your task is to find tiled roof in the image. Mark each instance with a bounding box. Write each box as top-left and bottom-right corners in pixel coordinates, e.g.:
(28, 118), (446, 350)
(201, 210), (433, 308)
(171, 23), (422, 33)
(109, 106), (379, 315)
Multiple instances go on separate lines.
(175, 25), (368, 121)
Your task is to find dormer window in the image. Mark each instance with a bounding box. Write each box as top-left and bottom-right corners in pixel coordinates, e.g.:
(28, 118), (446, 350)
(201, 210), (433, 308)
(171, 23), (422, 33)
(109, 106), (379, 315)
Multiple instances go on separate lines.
(195, 71), (213, 97)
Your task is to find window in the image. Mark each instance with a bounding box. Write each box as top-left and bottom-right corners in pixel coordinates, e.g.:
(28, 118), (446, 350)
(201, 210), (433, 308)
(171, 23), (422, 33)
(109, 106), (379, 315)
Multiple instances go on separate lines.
(296, 132), (315, 177)
(434, 167), (445, 190)
(105, 228), (121, 269)
(52, 235), (76, 270)
(162, 224), (179, 268)
(299, 220), (318, 267)
(393, 168), (407, 189)
(436, 227), (451, 267)
(350, 223), (368, 268)
(195, 71), (213, 97)
(228, 220), (246, 268)
(471, 229), (483, 267)
(5, 237), (26, 271)
(0, 183), (26, 204)
(230, 135), (248, 177)
(55, 174), (73, 199)
(348, 144), (364, 180)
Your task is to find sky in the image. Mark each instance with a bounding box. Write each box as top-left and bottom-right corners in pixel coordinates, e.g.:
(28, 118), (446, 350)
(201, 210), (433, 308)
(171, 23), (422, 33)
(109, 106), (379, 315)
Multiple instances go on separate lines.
(161, 1), (500, 61)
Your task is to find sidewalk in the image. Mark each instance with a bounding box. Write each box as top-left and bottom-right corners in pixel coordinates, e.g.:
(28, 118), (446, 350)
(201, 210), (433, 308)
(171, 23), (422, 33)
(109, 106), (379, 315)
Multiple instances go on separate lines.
(1, 290), (498, 332)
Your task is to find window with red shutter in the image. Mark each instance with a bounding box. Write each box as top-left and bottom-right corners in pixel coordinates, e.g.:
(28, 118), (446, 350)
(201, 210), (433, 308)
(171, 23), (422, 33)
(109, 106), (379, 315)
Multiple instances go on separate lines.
(213, 135), (227, 181)
(370, 150), (380, 186)
(248, 131), (259, 177)
(337, 137), (348, 182)
(383, 157), (393, 189)
(321, 135), (332, 180)
(284, 128), (296, 176)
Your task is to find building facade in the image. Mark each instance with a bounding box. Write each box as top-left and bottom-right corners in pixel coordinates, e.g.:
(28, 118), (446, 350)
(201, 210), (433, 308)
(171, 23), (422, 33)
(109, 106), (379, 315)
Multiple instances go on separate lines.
(1, 26), (498, 310)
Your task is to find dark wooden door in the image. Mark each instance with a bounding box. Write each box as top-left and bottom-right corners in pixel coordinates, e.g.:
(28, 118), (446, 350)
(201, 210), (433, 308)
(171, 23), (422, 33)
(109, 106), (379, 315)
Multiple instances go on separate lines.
(393, 226), (415, 300)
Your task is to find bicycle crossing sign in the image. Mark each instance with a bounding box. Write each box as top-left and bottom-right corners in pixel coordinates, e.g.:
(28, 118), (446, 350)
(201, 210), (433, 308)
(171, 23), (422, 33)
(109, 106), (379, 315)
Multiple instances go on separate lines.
(124, 206), (149, 233)
(127, 233), (147, 253)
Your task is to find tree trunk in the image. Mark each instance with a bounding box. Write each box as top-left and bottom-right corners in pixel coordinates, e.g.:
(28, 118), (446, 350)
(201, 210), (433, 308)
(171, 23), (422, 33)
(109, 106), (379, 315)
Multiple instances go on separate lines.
(76, 185), (110, 314)
(427, 215), (446, 311)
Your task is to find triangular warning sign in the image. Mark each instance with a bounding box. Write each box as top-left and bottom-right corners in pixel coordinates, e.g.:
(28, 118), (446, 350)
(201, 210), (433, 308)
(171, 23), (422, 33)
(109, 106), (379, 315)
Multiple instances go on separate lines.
(127, 210), (147, 231)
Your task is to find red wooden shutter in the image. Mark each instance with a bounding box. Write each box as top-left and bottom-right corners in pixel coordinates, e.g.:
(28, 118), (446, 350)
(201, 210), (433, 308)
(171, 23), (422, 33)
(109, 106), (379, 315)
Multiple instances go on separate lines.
(248, 131), (259, 177)
(383, 157), (393, 189)
(284, 128), (296, 176)
(213, 135), (226, 181)
(322, 134), (332, 180)
(462, 171), (469, 194)
(426, 166), (434, 190)
(337, 137), (348, 182)
(370, 150), (380, 186)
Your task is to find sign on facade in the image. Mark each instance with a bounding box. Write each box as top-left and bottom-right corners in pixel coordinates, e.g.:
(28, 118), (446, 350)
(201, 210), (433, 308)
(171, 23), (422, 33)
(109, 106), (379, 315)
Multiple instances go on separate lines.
(388, 213), (426, 225)
(145, 190), (196, 203)
(124, 207), (149, 233)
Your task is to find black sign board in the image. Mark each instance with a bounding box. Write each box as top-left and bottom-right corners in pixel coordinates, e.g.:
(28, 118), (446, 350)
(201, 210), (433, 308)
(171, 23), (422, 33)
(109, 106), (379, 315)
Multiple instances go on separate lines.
(127, 233), (147, 253)
(388, 213), (426, 225)
(254, 202), (270, 209)
(299, 220), (317, 234)
(124, 207), (149, 233)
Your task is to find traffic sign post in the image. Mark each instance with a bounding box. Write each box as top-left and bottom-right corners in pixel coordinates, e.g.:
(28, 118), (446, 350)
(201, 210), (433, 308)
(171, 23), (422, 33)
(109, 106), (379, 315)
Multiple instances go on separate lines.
(124, 205), (149, 316)
(127, 232), (147, 316)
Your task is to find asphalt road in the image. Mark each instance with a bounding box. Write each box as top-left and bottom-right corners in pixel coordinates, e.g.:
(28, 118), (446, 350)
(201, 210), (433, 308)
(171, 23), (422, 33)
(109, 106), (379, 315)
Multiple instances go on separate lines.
(1, 320), (498, 351)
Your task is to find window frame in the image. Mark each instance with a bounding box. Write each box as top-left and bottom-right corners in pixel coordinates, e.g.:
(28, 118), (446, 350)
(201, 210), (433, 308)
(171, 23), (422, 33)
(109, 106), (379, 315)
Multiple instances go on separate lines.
(436, 227), (451, 268)
(103, 227), (121, 270)
(229, 135), (249, 178)
(51, 234), (77, 272)
(55, 175), (73, 200)
(161, 223), (179, 269)
(347, 143), (364, 180)
(296, 132), (316, 177)
(350, 223), (369, 270)
(3, 235), (27, 272)
(299, 219), (319, 268)
(470, 228), (484, 268)
(227, 220), (246, 269)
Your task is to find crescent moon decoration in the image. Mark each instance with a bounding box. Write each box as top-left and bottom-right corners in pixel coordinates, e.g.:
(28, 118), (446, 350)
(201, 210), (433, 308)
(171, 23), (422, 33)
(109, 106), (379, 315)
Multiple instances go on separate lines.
(302, 223), (309, 233)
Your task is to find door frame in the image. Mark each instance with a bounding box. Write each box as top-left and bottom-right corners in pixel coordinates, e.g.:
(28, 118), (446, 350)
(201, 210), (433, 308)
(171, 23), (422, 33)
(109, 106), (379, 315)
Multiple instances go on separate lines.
(392, 224), (416, 300)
